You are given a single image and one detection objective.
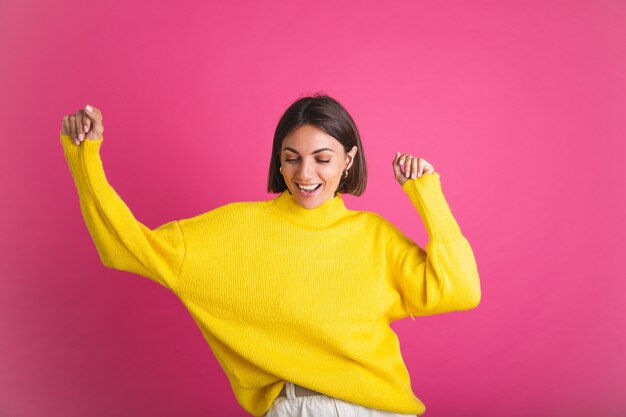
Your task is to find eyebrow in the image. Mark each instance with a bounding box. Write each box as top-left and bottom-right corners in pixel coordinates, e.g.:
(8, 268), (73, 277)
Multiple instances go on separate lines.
(282, 147), (335, 155)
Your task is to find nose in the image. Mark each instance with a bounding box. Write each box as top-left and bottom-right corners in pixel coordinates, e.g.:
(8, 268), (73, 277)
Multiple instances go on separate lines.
(298, 159), (315, 179)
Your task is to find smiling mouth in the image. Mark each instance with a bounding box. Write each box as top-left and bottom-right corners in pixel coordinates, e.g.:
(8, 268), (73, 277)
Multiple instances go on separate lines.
(295, 183), (322, 194)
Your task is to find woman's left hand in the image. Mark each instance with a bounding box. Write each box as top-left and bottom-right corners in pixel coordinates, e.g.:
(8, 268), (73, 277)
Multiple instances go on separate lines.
(392, 152), (436, 186)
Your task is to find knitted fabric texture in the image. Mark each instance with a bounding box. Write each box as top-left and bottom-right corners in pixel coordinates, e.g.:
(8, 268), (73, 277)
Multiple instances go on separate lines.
(60, 132), (481, 417)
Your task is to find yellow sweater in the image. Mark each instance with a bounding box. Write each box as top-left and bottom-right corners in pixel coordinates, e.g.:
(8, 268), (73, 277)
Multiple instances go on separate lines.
(60, 132), (481, 416)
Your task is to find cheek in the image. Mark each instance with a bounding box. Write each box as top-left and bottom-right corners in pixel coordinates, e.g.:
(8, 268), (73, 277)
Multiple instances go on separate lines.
(322, 165), (343, 181)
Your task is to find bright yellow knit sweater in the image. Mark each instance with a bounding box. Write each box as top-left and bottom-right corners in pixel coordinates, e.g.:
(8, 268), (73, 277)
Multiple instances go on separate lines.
(60, 132), (481, 416)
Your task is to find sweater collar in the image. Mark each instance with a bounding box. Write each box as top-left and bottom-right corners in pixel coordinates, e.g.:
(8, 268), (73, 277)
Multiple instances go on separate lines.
(267, 189), (348, 228)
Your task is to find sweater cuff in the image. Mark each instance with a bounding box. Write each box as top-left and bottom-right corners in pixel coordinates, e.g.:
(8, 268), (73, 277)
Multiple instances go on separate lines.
(60, 132), (114, 204)
(401, 172), (462, 240)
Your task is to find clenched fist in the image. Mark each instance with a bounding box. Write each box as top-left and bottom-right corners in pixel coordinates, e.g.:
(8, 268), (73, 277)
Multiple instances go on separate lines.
(392, 152), (436, 186)
(61, 104), (104, 146)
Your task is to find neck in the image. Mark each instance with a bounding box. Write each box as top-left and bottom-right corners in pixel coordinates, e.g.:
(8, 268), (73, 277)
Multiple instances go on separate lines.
(267, 189), (348, 228)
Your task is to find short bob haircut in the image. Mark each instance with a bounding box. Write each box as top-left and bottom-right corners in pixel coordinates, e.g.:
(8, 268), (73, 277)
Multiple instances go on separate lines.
(267, 93), (367, 196)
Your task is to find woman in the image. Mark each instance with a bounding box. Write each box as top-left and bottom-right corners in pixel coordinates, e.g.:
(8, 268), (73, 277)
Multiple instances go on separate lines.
(60, 94), (481, 417)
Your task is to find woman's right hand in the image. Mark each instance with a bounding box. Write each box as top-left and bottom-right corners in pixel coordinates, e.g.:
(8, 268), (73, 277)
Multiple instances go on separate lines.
(61, 104), (104, 146)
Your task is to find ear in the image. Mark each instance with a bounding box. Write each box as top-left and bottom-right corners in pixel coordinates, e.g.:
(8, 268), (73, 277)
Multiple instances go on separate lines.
(346, 146), (358, 170)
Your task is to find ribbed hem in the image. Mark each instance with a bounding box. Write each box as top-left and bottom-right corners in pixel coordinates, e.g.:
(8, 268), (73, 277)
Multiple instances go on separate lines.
(60, 132), (114, 204)
(401, 172), (462, 240)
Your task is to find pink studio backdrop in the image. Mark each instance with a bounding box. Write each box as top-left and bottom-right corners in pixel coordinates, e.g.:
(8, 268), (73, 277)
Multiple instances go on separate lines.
(1, 1), (624, 416)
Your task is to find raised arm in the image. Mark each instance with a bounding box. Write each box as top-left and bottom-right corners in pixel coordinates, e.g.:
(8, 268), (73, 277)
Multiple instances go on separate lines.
(384, 154), (481, 321)
(59, 106), (186, 290)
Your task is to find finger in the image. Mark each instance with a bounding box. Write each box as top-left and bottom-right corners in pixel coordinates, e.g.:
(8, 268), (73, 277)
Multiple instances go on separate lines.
(392, 152), (405, 180)
(420, 159), (434, 177)
(404, 155), (415, 178)
(420, 159), (435, 176)
(83, 104), (104, 139)
(74, 110), (85, 142)
(404, 155), (413, 178)
(416, 158), (425, 178)
(84, 104), (103, 124)
(406, 154), (414, 177)
(69, 115), (79, 145)
(81, 111), (92, 135)
(398, 153), (406, 173)
(393, 152), (400, 168)
(421, 160), (432, 175)
(79, 110), (87, 141)
(400, 153), (411, 175)
(62, 116), (70, 135)
(410, 157), (419, 178)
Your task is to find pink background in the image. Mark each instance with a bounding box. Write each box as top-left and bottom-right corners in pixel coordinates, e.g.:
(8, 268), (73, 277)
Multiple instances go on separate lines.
(1, 1), (625, 416)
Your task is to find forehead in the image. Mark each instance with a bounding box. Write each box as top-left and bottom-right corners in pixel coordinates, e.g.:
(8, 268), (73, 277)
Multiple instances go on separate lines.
(282, 125), (340, 152)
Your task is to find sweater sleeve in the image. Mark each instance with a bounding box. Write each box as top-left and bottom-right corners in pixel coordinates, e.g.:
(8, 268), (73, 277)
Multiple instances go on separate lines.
(60, 131), (186, 290)
(385, 172), (481, 321)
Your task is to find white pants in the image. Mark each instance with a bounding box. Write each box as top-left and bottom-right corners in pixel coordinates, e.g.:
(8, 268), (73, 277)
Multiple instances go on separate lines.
(264, 381), (419, 417)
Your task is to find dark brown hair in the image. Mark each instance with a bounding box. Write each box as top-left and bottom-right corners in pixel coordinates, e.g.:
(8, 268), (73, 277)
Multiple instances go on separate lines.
(267, 93), (367, 196)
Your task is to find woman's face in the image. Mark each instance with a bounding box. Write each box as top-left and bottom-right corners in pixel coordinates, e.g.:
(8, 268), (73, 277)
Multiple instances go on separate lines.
(280, 124), (358, 210)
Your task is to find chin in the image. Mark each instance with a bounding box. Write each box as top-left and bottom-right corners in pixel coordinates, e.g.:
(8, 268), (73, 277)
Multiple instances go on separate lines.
(294, 192), (327, 209)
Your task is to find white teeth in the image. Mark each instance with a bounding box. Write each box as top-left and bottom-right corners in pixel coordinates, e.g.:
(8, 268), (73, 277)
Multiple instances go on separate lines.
(297, 183), (320, 191)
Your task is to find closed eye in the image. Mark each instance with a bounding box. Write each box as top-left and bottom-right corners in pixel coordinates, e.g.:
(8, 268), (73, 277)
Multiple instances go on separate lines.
(285, 159), (331, 163)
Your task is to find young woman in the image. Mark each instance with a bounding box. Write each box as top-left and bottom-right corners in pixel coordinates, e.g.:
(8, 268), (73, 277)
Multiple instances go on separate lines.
(60, 94), (481, 417)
